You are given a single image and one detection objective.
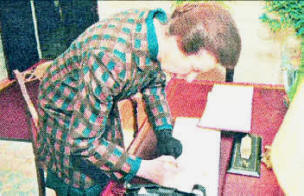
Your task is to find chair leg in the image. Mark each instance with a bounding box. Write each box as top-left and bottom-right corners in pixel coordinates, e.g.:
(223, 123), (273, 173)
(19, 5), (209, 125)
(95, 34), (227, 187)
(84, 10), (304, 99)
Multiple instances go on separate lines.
(25, 110), (46, 196)
(37, 167), (46, 196)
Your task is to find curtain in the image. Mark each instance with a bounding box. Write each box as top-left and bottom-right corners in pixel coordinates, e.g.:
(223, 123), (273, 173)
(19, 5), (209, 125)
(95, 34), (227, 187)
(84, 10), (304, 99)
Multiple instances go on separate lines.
(34, 0), (99, 59)
(0, 1), (39, 79)
(0, 0), (98, 79)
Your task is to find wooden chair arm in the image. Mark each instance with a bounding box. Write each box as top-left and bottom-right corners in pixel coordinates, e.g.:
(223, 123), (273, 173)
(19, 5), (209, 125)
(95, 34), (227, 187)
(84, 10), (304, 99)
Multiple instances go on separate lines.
(14, 69), (39, 128)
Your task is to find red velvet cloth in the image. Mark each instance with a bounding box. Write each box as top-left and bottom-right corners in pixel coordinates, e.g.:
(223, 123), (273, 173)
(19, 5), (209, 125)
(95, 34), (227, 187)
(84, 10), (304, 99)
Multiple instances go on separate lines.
(0, 81), (39, 140)
(0, 60), (48, 141)
(3, 62), (287, 195)
(102, 78), (287, 195)
(166, 78), (287, 196)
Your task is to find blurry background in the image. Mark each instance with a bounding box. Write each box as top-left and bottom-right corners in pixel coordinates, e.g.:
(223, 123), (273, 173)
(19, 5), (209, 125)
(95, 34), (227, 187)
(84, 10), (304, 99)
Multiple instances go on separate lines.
(97, 1), (286, 84)
(0, 1), (301, 84)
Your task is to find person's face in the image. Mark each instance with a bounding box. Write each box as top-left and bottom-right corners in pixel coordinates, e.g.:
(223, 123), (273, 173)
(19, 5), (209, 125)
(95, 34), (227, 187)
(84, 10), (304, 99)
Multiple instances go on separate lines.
(160, 44), (219, 82)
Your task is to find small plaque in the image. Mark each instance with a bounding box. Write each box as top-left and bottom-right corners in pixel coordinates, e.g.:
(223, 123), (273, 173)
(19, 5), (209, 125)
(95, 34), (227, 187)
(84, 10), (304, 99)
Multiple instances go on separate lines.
(227, 134), (262, 177)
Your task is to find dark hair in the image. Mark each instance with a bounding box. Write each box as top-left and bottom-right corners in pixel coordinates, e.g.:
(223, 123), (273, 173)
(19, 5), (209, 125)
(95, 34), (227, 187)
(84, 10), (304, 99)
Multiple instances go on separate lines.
(169, 3), (241, 69)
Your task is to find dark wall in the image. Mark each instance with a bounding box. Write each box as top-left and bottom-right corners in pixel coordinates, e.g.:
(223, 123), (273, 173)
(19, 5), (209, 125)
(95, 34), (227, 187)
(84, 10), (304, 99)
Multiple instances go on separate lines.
(34, 0), (99, 59)
(0, 1), (39, 79)
(0, 0), (99, 79)
(59, 0), (99, 48)
(33, 0), (66, 60)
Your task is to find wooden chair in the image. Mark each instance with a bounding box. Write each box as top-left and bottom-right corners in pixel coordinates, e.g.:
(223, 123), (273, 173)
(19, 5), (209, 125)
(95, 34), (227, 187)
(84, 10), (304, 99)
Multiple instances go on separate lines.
(13, 61), (52, 196)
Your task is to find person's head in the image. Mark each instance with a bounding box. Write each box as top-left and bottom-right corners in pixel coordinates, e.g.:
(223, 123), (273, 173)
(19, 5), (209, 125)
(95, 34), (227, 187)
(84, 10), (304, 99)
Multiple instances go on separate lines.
(159, 3), (241, 82)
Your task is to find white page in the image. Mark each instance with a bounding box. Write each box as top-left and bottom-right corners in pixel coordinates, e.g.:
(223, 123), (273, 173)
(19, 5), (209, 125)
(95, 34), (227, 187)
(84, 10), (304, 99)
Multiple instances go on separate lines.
(198, 84), (254, 132)
(163, 117), (221, 196)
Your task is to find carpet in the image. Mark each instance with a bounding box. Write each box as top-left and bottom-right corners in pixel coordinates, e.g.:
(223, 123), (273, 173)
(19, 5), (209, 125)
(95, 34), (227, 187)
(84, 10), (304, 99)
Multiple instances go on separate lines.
(0, 139), (38, 195)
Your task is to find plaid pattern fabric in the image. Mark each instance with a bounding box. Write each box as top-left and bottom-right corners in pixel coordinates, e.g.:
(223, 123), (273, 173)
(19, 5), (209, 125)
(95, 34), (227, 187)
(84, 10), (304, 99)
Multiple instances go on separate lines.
(37, 8), (173, 190)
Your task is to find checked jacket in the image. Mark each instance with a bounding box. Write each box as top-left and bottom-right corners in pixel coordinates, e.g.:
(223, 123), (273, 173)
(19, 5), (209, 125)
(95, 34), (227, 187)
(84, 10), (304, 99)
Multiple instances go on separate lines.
(37, 8), (173, 190)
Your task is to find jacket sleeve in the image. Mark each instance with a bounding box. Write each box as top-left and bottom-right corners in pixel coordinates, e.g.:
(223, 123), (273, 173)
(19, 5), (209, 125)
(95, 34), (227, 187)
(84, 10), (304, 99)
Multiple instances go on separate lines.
(141, 69), (173, 134)
(69, 49), (141, 182)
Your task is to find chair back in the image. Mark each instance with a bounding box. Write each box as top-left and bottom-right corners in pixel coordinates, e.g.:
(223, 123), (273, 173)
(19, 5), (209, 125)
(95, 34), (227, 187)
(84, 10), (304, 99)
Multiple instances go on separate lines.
(13, 61), (52, 142)
(13, 60), (52, 196)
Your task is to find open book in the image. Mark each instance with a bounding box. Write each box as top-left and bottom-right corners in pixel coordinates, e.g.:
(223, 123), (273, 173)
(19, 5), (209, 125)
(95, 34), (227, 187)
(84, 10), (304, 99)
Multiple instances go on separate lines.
(163, 117), (221, 196)
(198, 84), (254, 132)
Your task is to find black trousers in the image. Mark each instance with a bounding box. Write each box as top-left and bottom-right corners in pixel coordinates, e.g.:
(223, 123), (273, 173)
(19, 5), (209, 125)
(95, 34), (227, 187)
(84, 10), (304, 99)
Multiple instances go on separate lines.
(46, 170), (107, 196)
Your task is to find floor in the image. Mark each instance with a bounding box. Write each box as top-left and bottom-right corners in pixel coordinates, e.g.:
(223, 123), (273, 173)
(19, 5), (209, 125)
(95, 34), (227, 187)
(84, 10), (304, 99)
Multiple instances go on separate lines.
(0, 140), (37, 195)
(0, 139), (56, 195)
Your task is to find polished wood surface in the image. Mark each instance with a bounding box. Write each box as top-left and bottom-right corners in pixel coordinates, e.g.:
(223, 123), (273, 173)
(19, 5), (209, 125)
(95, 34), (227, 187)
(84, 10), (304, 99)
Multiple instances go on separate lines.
(117, 78), (287, 196)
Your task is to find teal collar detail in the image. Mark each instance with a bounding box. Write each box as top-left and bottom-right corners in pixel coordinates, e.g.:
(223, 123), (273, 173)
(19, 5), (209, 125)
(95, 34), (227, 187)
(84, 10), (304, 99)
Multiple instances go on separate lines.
(145, 8), (168, 61)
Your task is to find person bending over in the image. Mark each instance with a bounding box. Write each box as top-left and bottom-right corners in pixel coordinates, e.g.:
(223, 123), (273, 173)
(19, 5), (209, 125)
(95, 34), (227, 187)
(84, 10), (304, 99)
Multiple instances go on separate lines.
(37, 2), (241, 195)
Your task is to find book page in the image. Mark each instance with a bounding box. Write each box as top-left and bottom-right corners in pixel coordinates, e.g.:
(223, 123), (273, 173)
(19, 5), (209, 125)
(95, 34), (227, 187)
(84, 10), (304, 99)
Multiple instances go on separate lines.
(164, 117), (221, 196)
(198, 84), (254, 132)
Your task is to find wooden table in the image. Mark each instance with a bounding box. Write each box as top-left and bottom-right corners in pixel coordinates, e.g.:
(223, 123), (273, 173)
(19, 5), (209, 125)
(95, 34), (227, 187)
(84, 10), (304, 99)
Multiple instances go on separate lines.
(103, 78), (287, 196)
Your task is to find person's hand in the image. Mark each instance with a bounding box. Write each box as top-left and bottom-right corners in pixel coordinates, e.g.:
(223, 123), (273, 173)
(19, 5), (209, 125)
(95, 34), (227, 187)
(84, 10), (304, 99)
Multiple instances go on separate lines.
(136, 155), (180, 186)
(155, 129), (183, 158)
